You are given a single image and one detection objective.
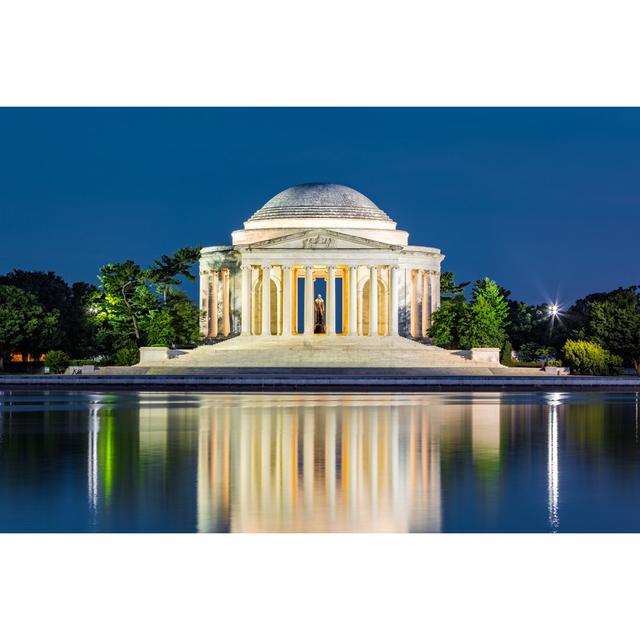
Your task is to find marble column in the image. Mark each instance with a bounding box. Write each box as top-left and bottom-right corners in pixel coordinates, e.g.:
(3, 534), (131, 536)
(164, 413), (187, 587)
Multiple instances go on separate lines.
(261, 265), (271, 336)
(200, 269), (209, 337)
(410, 269), (417, 337)
(433, 271), (441, 315)
(415, 268), (423, 338)
(348, 266), (358, 336)
(327, 265), (336, 336)
(304, 266), (314, 335)
(210, 270), (219, 337)
(369, 265), (378, 336)
(222, 268), (230, 336)
(421, 270), (428, 337)
(390, 266), (399, 336)
(282, 266), (292, 336)
(241, 266), (251, 335)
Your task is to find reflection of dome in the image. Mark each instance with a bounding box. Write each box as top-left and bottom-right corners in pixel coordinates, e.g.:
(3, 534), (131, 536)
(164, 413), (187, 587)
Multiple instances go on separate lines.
(248, 183), (392, 223)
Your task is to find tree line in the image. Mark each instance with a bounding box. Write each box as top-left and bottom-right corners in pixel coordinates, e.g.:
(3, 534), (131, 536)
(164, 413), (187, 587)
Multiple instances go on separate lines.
(1, 255), (639, 375)
(0, 247), (201, 369)
(429, 273), (640, 375)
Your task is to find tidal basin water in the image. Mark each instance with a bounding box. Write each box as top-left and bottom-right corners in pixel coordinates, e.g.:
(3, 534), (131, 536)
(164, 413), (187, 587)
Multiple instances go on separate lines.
(1, 390), (639, 532)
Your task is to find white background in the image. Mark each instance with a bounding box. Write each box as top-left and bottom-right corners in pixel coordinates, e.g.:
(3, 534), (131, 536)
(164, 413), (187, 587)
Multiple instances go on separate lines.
(1, 1), (640, 637)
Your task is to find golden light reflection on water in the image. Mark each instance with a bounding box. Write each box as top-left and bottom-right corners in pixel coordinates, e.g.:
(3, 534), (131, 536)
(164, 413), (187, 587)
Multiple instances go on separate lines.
(129, 393), (506, 533)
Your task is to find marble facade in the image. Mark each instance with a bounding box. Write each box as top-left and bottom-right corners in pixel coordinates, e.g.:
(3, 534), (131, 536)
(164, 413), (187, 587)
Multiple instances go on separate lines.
(199, 183), (444, 341)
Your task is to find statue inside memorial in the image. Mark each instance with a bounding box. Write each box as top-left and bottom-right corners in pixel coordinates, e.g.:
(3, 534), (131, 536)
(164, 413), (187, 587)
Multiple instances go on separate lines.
(314, 294), (325, 333)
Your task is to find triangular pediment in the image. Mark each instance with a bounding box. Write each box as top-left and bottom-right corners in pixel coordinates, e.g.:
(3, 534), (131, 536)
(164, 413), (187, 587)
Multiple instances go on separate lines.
(242, 229), (402, 251)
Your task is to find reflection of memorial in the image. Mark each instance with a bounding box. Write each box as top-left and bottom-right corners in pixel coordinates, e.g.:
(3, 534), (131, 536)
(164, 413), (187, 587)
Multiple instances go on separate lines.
(83, 393), (511, 532)
(196, 395), (443, 532)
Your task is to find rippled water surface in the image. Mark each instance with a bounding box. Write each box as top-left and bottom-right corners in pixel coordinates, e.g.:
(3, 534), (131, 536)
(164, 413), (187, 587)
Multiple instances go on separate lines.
(1, 390), (639, 532)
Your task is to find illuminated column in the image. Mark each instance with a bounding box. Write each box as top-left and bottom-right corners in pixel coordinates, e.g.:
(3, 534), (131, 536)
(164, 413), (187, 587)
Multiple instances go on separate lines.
(358, 283), (364, 335)
(348, 266), (358, 336)
(415, 269), (423, 338)
(199, 268), (209, 337)
(433, 271), (441, 314)
(261, 265), (271, 336)
(327, 265), (336, 336)
(210, 270), (219, 337)
(282, 266), (292, 336)
(390, 266), (399, 336)
(421, 270), (428, 337)
(369, 266), (378, 336)
(241, 266), (251, 335)
(304, 266), (314, 335)
(410, 270), (417, 337)
(221, 268), (230, 336)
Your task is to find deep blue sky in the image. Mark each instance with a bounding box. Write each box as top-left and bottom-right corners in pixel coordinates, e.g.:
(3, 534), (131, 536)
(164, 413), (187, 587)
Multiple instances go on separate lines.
(1, 108), (638, 305)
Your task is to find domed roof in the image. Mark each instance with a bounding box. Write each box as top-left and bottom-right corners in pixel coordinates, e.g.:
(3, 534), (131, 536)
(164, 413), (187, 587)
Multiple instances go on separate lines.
(248, 183), (392, 222)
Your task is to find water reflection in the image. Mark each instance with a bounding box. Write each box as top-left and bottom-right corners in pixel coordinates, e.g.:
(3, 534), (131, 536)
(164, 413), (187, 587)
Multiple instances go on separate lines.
(1, 391), (640, 532)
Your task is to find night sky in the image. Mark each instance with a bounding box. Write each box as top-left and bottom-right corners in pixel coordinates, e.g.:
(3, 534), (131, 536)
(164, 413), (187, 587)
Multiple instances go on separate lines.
(1, 107), (638, 305)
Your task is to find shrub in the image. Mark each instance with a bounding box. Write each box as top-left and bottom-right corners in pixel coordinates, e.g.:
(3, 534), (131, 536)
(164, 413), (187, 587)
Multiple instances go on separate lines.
(69, 359), (96, 366)
(562, 339), (620, 376)
(45, 350), (70, 374)
(500, 340), (513, 365)
(546, 359), (563, 367)
(113, 344), (140, 366)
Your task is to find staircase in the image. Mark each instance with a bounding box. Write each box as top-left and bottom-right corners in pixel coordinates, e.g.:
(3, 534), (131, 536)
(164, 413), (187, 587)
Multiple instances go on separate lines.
(152, 335), (498, 370)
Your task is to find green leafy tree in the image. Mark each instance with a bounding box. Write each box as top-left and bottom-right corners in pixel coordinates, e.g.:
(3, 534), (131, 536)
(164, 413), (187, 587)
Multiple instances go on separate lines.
(429, 297), (465, 346)
(0, 270), (97, 357)
(585, 287), (640, 375)
(0, 285), (59, 367)
(146, 307), (176, 346)
(92, 260), (156, 346)
(458, 278), (510, 349)
(440, 271), (470, 297)
(428, 272), (469, 347)
(150, 246), (201, 305)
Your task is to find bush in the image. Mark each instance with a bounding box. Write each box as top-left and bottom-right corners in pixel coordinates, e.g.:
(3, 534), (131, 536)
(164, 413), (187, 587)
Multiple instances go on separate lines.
(69, 359), (96, 366)
(45, 350), (70, 374)
(113, 344), (140, 366)
(500, 340), (513, 365)
(562, 339), (620, 376)
(546, 359), (563, 367)
(517, 342), (555, 363)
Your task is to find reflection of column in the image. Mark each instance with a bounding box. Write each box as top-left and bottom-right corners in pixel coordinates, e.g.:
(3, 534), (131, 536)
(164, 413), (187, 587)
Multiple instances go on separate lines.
(304, 266), (314, 335)
(348, 266), (358, 336)
(241, 266), (251, 335)
(327, 266), (336, 336)
(222, 268), (230, 336)
(282, 266), (292, 336)
(325, 407), (337, 519)
(369, 266), (378, 336)
(261, 265), (271, 336)
(390, 267), (399, 336)
(304, 410), (314, 511)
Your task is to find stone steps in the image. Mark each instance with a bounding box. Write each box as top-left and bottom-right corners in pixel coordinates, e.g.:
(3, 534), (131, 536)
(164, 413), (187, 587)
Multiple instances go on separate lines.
(157, 336), (499, 369)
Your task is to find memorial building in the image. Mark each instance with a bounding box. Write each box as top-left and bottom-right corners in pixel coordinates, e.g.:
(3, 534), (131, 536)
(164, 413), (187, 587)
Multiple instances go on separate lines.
(198, 183), (444, 340)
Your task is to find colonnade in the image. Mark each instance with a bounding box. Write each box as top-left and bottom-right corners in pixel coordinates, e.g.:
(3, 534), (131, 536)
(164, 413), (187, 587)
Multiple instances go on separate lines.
(201, 263), (440, 339)
(241, 263), (401, 337)
(200, 268), (232, 338)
